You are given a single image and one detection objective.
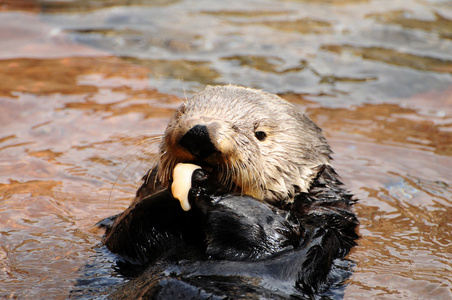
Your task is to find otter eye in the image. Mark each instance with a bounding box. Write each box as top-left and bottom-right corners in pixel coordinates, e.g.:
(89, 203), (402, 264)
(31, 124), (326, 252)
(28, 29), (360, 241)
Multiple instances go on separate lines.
(255, 131), (267, 141)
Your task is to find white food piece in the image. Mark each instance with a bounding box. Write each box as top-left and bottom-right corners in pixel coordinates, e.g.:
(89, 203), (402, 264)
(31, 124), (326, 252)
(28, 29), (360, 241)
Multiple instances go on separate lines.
(171, 163), (202, 211)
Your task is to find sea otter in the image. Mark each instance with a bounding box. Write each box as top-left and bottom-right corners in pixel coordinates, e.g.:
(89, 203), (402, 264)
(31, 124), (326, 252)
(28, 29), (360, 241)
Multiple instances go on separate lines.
(100, 85), (359, 299)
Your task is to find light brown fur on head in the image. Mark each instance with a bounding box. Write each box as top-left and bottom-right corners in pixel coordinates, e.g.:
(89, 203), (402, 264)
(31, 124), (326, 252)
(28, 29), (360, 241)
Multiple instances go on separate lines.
(156, 85), (332, 204)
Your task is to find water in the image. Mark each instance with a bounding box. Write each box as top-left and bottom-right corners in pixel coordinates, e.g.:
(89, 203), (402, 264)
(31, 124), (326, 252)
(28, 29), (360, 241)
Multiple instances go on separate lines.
(0, 0), (451, 298)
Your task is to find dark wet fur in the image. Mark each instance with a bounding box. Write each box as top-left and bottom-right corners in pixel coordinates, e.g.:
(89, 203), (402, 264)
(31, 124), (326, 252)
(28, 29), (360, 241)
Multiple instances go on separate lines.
(100, 166), (359, 299)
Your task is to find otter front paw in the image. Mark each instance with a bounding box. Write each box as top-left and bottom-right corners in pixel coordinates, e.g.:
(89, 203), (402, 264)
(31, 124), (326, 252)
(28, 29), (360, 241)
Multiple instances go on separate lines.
(178, 169), (301, 260)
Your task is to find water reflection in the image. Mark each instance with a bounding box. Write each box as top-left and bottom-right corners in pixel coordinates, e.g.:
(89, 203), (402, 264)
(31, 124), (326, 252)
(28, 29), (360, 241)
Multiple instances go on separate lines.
(322, 44), (452, 73)
(0, 0), (451, 298)
(369, 10), (452, 40)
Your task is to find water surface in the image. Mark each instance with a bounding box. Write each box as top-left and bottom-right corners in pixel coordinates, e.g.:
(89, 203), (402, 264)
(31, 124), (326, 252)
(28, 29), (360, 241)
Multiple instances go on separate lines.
(0, 0), (451, 298)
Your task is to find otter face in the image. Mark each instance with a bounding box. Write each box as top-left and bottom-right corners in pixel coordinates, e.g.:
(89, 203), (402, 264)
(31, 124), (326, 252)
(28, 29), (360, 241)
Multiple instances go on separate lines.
(157, 85), (332, 204)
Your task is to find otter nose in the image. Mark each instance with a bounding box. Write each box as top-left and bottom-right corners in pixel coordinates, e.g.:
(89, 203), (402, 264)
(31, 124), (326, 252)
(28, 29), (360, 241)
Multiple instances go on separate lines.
(179, 124), (217, 158)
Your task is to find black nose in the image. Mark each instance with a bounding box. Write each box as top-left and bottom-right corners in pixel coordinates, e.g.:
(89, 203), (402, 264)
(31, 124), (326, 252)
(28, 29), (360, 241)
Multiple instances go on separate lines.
(179, 124), (217, 158)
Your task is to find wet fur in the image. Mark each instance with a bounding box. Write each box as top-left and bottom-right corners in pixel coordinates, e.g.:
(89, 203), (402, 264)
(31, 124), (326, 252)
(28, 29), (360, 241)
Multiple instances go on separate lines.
(100, 85), (359, 298)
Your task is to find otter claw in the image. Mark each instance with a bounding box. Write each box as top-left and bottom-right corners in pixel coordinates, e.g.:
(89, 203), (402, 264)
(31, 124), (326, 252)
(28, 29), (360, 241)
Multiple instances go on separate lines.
(171, 163), (202, 211)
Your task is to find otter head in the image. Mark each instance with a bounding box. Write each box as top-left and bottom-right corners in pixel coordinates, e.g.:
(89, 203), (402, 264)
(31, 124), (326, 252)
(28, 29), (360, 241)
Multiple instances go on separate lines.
(157, 85), (332, 205)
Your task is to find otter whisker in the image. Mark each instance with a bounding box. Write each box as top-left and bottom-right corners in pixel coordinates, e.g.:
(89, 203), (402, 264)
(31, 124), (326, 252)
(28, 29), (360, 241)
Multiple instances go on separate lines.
(90, 134), (149, 165)
(108, 150), (141, 205)
(132, 150), (159, 191)
(104, 134), (162, 204)
(92, 134), (161, 168)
